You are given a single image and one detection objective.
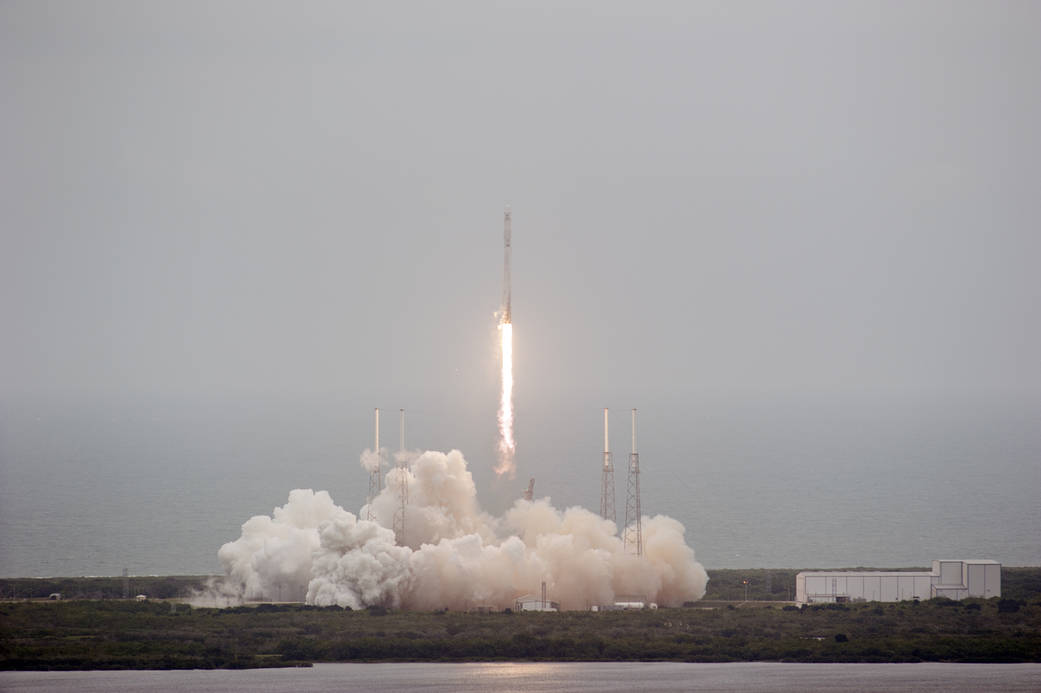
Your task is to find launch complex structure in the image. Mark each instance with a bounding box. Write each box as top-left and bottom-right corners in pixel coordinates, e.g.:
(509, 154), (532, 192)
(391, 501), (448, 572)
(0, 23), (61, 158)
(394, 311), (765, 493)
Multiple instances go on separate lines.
(364, 407), (410, 546)
(365, 207), (645, 557)
(393, 408), (407, 546)
(366, 409), (380, 522)
(602, 408), (642, 556)
(600, 409), (615, 525)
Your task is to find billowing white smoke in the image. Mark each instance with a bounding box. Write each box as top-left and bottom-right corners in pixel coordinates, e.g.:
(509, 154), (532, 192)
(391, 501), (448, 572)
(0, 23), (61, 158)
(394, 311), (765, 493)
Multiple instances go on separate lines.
(359, 447), (383, 473)
(209, 449), (708, 610)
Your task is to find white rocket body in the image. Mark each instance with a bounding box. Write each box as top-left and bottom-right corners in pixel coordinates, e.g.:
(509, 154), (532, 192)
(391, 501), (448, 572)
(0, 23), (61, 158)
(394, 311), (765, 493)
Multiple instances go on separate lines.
(503, 207), (512, 324)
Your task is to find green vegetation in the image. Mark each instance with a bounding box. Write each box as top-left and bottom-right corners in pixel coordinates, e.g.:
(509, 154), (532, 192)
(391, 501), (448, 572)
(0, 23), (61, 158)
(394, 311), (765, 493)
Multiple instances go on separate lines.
(2, 595), (1040, 669)
(0, 576), (210, 601)
(2, 568), (1038, 669)
(701, 569), (804, 601)
(1001, 567), (1041, 601)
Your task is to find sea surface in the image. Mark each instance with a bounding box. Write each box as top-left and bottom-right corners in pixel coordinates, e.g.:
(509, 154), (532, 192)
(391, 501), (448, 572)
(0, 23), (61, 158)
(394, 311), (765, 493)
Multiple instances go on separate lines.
(2, 662), (1041, 692)
(0, 393), (1038, 577)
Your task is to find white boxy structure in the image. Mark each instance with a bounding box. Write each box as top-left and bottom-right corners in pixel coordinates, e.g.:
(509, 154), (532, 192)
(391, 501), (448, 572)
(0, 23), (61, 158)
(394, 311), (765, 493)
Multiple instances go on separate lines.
(795, 559), (1000, 604)
(930, 559), (1001, 600)
(515, 595), (559, 611)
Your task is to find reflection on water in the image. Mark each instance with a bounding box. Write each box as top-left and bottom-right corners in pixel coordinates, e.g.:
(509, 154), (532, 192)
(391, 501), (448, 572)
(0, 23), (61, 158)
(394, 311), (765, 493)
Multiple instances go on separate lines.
(3, 663), (1041, 693)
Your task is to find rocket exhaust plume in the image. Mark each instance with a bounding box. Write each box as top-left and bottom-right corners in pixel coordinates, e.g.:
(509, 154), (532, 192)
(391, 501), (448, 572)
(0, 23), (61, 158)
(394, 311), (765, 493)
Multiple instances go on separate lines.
(495, 206), (516, 478)
(207, 447), (709, 610)
(496, 322), (515, 476)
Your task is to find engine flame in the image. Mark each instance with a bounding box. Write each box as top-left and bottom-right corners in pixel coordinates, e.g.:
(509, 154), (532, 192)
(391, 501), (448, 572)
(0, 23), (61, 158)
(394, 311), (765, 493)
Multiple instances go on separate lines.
(495, 320), (516, 478)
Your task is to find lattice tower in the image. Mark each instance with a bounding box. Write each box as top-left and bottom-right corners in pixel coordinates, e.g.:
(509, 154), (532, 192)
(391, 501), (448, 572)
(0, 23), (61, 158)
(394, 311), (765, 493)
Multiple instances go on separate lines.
(623, 408), (642, 556)
(392, 408), (408, 545)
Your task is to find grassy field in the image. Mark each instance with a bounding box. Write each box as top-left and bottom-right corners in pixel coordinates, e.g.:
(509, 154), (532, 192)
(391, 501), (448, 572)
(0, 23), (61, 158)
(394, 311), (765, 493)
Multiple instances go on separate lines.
(2, 569), (1039, 669)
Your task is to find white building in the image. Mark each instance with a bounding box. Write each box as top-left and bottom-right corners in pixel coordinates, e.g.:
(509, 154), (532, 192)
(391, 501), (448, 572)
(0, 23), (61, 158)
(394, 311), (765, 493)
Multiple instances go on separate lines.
(606, 600), (658, 610)
(930, 559), (1001, 600)
(613, 600), (647, 610)
(590, 594), (658, 611)
(514, 595), (559, 612)
(795, 559), (1000, 604)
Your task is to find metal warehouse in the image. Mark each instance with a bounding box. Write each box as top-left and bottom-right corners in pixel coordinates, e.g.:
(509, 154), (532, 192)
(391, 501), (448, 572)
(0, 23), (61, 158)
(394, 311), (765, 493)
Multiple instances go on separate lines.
(795, 559), (1000, 604)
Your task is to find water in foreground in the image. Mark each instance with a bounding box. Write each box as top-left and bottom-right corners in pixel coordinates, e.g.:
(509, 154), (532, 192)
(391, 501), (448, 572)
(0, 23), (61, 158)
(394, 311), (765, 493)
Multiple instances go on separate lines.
(3, 662), (1041, 692)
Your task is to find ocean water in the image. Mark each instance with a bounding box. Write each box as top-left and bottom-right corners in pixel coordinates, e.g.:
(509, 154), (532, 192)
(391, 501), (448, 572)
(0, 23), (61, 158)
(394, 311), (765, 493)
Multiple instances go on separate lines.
(3, 662), (1041, 692)
(0, 393), (1038, 577)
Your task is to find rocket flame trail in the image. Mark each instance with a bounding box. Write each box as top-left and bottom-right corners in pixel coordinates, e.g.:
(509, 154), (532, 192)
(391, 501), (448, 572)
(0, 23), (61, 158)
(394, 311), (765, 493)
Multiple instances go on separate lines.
(496, 319), (515, 477)
(495, 206), (515, 478)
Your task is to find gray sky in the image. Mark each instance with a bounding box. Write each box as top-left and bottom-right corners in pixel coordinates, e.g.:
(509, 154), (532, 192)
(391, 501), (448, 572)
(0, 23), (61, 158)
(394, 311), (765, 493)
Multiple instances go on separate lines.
(3, 0), (1039, 407)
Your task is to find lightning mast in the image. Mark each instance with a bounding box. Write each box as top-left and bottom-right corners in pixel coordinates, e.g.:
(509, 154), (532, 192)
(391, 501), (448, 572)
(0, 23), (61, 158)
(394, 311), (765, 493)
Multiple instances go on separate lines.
(366, 408), (381, 521)
(503, 206), (511, 323)
(600, 408), (615, 525)
(393, 408), (408, 545)
(623, 408), (642, 556)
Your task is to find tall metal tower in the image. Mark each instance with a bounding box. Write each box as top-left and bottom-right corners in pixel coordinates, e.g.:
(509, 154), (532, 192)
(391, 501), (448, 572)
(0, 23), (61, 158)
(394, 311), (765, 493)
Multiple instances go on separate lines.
(599, 408), (615, 525)
(366, 408), (381, 521)
(623, 408), (642, 556)
(392, 408), (408, 546)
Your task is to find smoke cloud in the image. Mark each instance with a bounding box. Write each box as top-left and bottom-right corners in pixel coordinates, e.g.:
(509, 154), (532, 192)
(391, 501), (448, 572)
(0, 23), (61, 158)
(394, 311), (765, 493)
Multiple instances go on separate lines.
(205, 449), (708, 610)
(359, 448), (384, 473)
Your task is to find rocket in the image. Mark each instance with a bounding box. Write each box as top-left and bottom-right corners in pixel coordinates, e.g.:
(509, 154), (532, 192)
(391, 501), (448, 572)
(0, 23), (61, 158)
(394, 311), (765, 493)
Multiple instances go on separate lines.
(502, 206), (512, 324)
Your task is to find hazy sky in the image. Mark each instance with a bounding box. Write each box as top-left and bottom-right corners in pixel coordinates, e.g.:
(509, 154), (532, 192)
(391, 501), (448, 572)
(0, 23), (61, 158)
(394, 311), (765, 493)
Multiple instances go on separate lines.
(3, 0), (1039, 407)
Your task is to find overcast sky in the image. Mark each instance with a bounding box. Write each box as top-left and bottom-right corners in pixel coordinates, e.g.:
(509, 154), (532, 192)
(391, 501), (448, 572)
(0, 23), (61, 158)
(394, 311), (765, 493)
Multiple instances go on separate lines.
(3, 0), (1039, 411)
